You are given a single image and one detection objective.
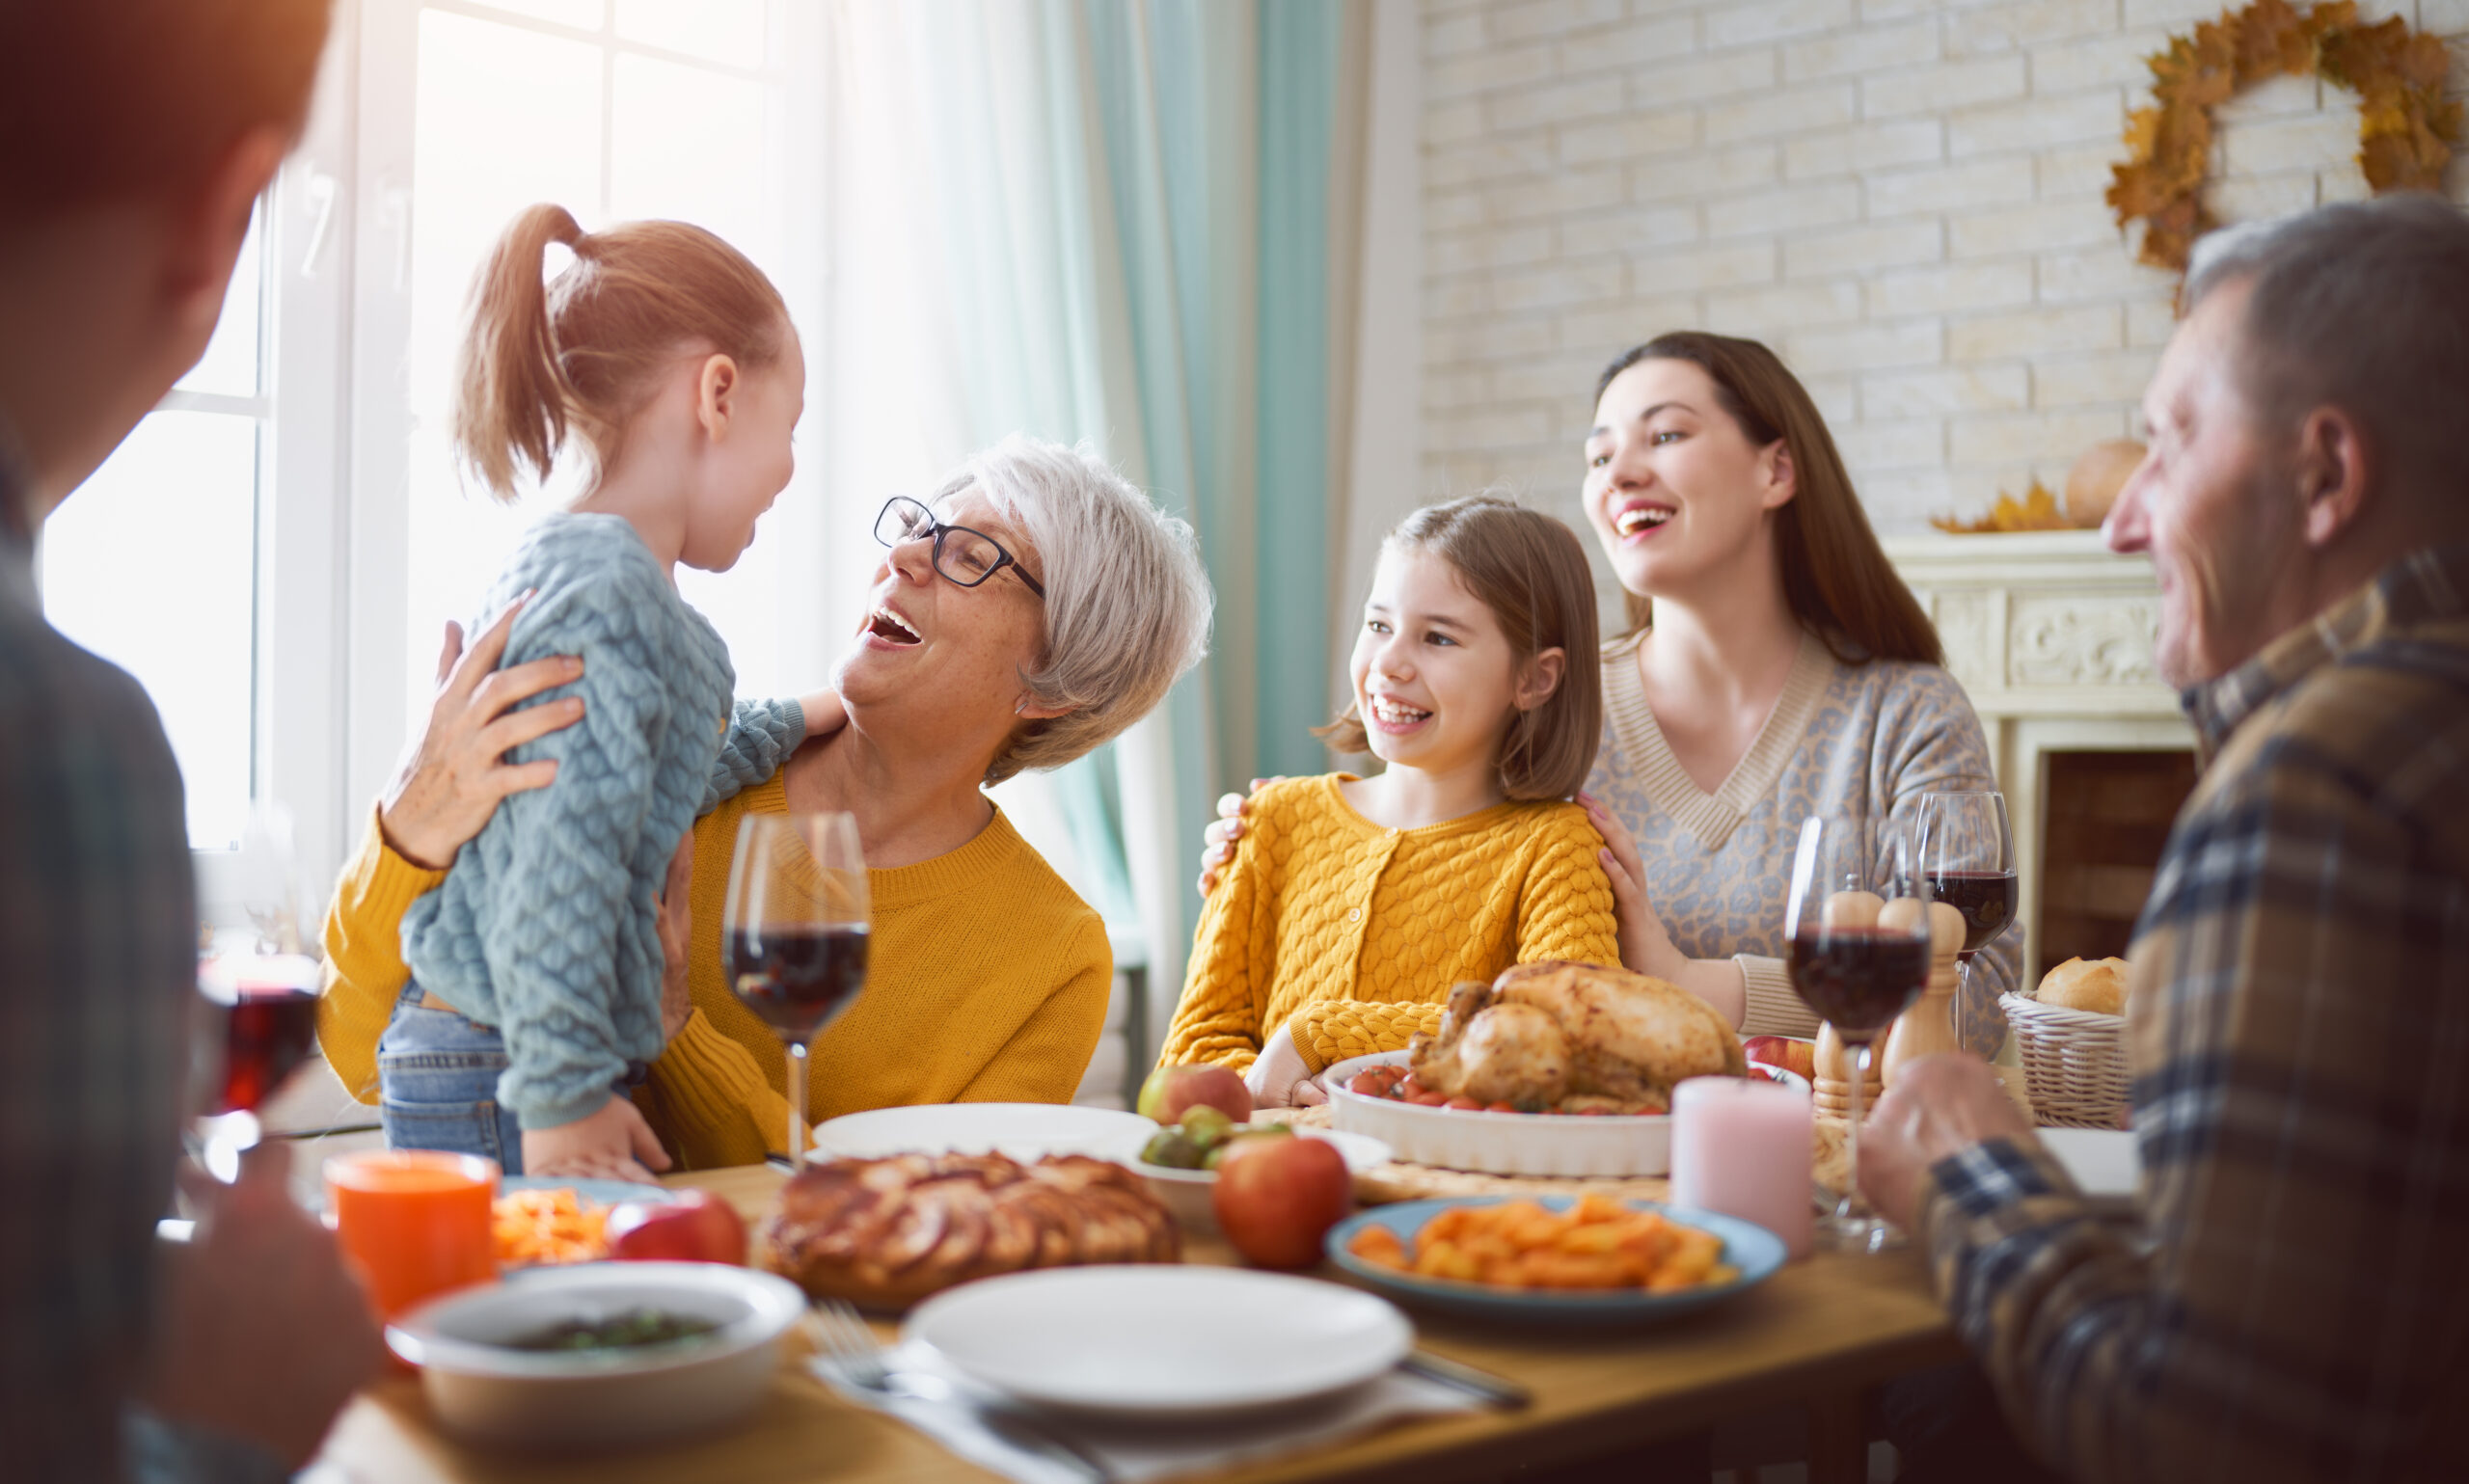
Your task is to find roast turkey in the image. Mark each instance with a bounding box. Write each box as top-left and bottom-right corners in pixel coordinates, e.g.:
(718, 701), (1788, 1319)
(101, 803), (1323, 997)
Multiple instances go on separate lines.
(1407, 960), (1746, 1113)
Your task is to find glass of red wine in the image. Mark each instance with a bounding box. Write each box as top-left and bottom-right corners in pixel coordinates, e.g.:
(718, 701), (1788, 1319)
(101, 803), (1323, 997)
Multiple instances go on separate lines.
(1916, 791), (2017, 1054)
(192, 802), (321, 1181)
(194, 955), (320, 1181)
(1784, 814), (1931, 1253)
(721, 813), (870, 1173)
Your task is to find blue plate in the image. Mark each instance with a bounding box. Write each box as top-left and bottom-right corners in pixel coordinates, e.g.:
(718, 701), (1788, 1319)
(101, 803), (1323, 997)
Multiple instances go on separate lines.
(500, 1174), (675, 1208)
(1323, 1196), (1786, 1328)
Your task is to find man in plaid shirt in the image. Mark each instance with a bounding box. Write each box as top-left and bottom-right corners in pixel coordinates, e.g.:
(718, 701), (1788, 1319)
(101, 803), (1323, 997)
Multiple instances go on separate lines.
(1864, 197), (2469, 1482)
(0, 4), (381, 1480)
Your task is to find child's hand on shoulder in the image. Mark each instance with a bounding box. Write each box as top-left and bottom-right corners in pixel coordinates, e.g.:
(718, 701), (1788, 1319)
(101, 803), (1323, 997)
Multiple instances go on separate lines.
(799, 688), (848, 740)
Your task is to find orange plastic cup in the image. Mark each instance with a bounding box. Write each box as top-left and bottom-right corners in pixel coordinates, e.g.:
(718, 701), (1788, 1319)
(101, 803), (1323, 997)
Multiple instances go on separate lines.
(324, 1150), (500, 1321)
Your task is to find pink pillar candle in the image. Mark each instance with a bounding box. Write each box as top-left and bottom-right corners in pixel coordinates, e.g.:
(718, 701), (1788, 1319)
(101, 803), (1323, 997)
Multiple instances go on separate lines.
(1670, 1074), (1814, 1260)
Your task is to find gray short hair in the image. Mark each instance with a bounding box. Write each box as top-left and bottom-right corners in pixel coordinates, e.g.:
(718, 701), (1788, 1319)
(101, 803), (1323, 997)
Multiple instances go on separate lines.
(2185, 195), (2469, 500)
(936, 436), (1213, 785)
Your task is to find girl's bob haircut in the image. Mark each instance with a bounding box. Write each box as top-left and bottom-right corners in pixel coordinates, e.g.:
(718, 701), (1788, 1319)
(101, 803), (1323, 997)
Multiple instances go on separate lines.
(1318, 496), (1602, 801)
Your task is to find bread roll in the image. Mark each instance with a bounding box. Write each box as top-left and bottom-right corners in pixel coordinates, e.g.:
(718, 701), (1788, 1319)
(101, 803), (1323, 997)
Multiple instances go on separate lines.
(2037, 956), (2128, 1015)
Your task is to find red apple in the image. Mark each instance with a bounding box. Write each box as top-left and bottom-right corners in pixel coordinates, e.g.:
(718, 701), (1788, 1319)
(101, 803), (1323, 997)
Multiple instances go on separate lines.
(1137, 1064), (1253, 1125)
(1211, 1133), (1351, 1270)
(607, 1189), (747, 1265)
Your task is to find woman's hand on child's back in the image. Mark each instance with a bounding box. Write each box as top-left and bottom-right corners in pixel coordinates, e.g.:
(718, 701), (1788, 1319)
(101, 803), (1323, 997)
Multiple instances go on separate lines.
(1579, 792), (1685, 981)
(1197, 777), (1286, 895)
(381, 594), (587, 871)
(522, 1095), (673, 1184)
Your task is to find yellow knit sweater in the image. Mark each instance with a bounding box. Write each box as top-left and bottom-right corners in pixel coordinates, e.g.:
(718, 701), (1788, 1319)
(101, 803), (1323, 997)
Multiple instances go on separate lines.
(1160, 774), (1620, 1077)
(317, 772), (1112, 1170)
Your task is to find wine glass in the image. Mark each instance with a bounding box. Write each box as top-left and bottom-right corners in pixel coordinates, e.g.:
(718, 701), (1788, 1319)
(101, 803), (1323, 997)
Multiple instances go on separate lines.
(192, 802), (321, 1181)
(1915, 792), (2018, 1054)
(1784, 814), (1931, 1253)
(722, 813), (871, 1172)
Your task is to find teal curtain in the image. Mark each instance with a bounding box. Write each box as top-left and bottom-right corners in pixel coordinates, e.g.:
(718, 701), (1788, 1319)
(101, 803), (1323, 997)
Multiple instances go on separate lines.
(1254, 0), (1343, 779)
(866, 0), (1359, 1038)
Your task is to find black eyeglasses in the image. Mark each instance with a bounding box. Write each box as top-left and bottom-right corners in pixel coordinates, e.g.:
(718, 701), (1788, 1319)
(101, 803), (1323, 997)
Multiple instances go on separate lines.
(874, 497), (1046, 600)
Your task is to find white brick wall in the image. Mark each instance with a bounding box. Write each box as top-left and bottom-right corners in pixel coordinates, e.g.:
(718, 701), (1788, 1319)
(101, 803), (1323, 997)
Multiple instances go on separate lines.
(1418, 0), (2469, 534)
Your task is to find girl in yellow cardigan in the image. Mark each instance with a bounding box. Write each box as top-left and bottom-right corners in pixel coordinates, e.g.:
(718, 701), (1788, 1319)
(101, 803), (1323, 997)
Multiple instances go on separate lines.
(1160, 497), (1619, 1106)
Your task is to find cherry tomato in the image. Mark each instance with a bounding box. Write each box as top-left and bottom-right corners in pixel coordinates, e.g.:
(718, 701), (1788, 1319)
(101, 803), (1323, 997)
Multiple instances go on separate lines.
(1485, 1101), (1516, 1114)
(1444, 1095), (1482, 1111)
(1409, 1092), (1448, 1107)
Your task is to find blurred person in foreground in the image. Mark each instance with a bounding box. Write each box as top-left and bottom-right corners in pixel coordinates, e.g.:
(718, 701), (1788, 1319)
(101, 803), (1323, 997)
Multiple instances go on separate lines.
(1861, 195), (2469, 1483)
(0, 3), (384, 1481)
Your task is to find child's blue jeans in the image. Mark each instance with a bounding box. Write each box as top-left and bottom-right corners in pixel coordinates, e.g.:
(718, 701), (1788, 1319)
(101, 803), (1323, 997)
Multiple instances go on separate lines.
(375, 984), (528, 1174)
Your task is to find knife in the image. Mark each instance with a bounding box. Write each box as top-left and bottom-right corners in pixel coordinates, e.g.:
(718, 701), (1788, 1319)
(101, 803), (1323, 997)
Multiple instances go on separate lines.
(812, 1358), (1116, 1483)
(1399, 1349), (1531, 1410)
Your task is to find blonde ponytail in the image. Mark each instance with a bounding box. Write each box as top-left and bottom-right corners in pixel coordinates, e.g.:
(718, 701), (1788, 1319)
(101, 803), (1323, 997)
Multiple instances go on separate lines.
(453, 203), (585, 499)
(450, 202), (790, 501)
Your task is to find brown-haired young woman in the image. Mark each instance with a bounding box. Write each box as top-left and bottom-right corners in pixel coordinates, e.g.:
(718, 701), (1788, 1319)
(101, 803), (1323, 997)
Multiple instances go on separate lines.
(1204, 333), (2016, 1056)
(1571, 331), (2013, 1049)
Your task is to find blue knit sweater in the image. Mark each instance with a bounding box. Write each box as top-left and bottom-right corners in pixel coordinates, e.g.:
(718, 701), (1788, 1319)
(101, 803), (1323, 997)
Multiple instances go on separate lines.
(398, 513), (801, 1129)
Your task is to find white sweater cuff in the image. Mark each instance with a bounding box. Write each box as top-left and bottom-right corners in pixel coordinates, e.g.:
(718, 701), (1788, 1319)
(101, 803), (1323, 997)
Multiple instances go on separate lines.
(1737, 954), (1820, 1038)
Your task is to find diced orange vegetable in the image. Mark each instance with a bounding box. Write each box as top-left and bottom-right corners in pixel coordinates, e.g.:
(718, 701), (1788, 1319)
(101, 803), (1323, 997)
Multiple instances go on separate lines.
(492, 1188), (610, 1266)
(1385, 1200), (1735, 1295)
(1347, 1226), (1409, 1269)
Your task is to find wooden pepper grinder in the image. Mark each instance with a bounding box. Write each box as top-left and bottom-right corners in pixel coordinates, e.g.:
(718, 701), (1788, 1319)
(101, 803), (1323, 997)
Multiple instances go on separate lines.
(1812, 889), (1886, 1120)
(1881, 898), (1965, 1090)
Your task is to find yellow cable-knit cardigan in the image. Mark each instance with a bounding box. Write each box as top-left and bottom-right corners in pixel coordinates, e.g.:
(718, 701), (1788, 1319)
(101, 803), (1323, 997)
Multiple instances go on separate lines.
(1160, 774), (1620, 1077)
(317, 772), (1112, 1170)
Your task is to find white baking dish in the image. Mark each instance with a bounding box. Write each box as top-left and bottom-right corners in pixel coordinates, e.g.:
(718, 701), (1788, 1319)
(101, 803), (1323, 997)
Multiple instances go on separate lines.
(1324, 1051), (1674, 1177)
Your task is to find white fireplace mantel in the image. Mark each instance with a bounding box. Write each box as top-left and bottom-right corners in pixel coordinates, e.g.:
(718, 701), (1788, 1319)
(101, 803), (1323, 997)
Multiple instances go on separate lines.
(1882, 530), (2194, 985)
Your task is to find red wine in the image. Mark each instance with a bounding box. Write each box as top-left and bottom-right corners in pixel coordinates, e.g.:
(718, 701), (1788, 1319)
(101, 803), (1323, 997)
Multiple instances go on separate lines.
(1788, 927), (1928, 1038)
(1927, 871), (2018, 958)
(727, 926), (869, 1040)
(213, 985), (318, 1114)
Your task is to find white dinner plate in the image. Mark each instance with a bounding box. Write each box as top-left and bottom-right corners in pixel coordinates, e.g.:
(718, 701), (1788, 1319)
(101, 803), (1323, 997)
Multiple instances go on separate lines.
(905, 1266), (1413, 1419)
(2039, 1127), (2138, 1198)
(809, 1103), (1155, 1163)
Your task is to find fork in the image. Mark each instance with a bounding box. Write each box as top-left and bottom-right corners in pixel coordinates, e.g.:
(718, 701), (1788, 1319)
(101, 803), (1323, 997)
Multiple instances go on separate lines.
(804, 1300), (1116, 1483)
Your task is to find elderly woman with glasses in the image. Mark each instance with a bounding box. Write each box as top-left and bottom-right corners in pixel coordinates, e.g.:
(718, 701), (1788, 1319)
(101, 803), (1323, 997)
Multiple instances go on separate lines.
(316, 437), (1212, 1178)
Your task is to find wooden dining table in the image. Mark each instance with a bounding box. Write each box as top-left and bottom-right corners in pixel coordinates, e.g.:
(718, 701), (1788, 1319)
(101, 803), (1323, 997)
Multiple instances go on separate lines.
(315, 1162), (1967, 1484)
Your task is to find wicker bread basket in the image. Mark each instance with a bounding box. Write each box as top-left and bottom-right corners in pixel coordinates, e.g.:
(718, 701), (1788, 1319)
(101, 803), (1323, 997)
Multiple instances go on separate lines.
(1999, 991), (2130, 1128)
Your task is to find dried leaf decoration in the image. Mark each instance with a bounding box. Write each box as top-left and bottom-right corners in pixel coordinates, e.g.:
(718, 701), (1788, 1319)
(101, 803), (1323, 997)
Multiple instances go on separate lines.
(1931, 481), (2074, 535)
(2106, 1), (2460, 275)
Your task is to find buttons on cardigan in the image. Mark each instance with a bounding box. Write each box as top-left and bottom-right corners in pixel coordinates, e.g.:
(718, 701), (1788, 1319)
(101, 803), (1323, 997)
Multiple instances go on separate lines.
(1348, 907), (1362, 922)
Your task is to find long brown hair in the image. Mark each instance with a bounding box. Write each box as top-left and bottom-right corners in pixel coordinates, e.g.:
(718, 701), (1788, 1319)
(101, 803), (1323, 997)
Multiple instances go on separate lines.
(1593, 332), (1940, 666)
(1317, 497), (1603, 800)
(453, 203), (790, 499)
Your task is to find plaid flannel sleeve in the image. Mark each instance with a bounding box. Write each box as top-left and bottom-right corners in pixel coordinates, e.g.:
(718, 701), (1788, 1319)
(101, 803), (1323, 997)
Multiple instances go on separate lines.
(0, 605), (197, 1484)
(1916, 653), (2469, 1484)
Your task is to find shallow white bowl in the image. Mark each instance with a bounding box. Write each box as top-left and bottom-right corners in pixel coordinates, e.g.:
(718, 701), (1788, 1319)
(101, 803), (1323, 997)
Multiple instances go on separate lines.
(1126, 1128), (1395, 1234)
(1326, 1051), (1675, 1177)
(386, 1262), (804, 1449)
(907, 1265), (1412, 1419)
(809, 1102), (1155, 1163)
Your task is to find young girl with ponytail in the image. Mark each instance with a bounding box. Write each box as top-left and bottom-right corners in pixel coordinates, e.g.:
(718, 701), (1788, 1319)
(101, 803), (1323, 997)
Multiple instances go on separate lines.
(377, 203), (807, 1178)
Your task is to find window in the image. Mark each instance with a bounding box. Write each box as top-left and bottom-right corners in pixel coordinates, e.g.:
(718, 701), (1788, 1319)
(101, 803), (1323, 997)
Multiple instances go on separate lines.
(41, 210), (270, 851)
